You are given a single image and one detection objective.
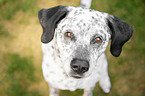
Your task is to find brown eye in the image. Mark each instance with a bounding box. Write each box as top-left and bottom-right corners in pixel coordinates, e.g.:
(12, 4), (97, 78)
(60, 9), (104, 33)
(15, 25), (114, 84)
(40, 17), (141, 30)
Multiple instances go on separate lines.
(95, 37), (101, 43)
(66, 32), (72, 38)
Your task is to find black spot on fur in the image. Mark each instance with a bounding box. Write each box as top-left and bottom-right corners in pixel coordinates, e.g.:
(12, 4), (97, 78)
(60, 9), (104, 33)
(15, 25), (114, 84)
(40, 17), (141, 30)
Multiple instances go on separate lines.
(51, 46), (54, 49)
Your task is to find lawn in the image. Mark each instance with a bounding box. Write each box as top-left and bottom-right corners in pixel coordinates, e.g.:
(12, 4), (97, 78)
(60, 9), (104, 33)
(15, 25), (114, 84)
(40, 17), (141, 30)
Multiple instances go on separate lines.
(0, 0), (144, 96)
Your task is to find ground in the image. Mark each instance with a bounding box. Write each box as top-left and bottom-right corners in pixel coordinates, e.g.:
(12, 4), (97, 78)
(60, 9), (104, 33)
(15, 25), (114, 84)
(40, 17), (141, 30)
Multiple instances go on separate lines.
(0, 0), (145, 96)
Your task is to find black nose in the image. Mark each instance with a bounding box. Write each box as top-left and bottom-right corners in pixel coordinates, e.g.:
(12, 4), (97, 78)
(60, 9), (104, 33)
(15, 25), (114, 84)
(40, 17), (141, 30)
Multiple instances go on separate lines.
(71, 58), (89, 73)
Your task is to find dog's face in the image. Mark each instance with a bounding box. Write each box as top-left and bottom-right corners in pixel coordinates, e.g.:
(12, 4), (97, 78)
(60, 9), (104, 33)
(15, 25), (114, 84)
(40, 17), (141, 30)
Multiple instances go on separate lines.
(38, 6), (133, 78)
(55, 7), (111, 78)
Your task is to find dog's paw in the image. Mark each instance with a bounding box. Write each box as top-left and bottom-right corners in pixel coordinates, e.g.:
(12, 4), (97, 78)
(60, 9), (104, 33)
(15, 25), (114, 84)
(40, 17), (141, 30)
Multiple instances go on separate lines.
(102, 87), (110, 93)
(99, 78), (111, 93)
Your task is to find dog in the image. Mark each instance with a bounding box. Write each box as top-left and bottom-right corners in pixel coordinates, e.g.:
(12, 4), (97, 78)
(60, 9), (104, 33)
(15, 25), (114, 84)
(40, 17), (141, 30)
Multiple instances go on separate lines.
(38, 0), (133, 96)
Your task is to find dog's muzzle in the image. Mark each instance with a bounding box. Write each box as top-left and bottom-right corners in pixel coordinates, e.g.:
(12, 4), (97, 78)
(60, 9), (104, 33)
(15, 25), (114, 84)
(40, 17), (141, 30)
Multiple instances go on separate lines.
(71, 58), (89, 78)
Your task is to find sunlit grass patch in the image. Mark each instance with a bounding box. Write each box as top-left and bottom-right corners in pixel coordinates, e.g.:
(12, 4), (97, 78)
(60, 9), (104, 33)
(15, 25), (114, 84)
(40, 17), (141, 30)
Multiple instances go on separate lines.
(0, 53), (41, 96)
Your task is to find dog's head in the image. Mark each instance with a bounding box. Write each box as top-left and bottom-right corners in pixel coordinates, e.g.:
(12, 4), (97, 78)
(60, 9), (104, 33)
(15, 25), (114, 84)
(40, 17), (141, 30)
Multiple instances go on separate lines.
(38, 6), (133, 78)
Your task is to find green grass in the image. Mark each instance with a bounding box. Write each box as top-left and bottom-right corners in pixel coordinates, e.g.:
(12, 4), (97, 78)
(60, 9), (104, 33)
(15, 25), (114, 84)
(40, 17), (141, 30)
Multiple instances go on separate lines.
(60, 89), (83, 96)
(0, 54), (41, 96)
(0, 0), (38, 20)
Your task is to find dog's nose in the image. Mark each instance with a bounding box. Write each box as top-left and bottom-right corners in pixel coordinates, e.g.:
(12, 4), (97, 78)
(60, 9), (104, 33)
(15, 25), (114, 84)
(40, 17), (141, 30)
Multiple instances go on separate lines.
(71, 58), (89, 73)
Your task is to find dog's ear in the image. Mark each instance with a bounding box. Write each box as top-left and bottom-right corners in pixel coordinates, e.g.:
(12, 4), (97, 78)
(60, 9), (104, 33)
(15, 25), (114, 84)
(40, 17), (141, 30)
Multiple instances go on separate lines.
(38, 5), (68, 43)
(107, 15), (133, 57)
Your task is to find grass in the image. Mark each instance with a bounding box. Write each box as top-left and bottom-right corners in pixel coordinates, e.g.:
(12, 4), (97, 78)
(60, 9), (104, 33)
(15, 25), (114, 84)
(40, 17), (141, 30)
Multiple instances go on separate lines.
(0, 24), (9, 37)
(0, 54), (41, 96)
(0, 0), (38, 20)
(0, 0), (144, 96)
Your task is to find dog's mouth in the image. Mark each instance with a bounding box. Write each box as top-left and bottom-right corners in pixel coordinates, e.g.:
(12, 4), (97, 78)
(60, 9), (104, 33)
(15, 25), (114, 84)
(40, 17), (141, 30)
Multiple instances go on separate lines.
(71, 74), (83, 79)
(68, 70), (91, 79)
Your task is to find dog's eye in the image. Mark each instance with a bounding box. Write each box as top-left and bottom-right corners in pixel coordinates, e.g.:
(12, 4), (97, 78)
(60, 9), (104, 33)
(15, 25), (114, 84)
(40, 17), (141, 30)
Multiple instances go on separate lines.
(90, 36), (103, 45)
(95, 37), (102, 43)
(65, 32), (73, 38)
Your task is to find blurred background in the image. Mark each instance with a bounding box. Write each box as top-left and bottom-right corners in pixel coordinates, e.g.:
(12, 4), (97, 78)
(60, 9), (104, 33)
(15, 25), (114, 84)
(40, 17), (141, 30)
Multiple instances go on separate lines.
(0, 0), (144, 96)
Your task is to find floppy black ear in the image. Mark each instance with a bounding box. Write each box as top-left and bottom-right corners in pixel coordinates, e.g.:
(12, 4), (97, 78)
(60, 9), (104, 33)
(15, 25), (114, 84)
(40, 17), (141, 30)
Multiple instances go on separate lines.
(38, 5), (68, 43)
(108, 15), (133, 57)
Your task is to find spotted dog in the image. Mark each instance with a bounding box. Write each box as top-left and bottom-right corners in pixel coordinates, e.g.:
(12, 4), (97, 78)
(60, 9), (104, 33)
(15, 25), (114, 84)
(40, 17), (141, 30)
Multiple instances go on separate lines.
(38, 2), (133, 96)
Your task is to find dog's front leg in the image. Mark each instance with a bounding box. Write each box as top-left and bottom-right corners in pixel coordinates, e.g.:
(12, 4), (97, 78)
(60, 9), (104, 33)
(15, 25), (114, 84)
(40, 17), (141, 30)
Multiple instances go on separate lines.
(49, 86), (59, 96)
(83, 87), (94, 96)
(99, 72), (111, 93)
(99, 55), (111, 93)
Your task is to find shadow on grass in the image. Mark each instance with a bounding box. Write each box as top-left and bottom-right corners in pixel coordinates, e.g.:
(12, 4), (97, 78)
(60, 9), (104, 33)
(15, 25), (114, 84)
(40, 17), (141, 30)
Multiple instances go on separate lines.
(60, 89), (83, 96)
(0, 53), (41, 96)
